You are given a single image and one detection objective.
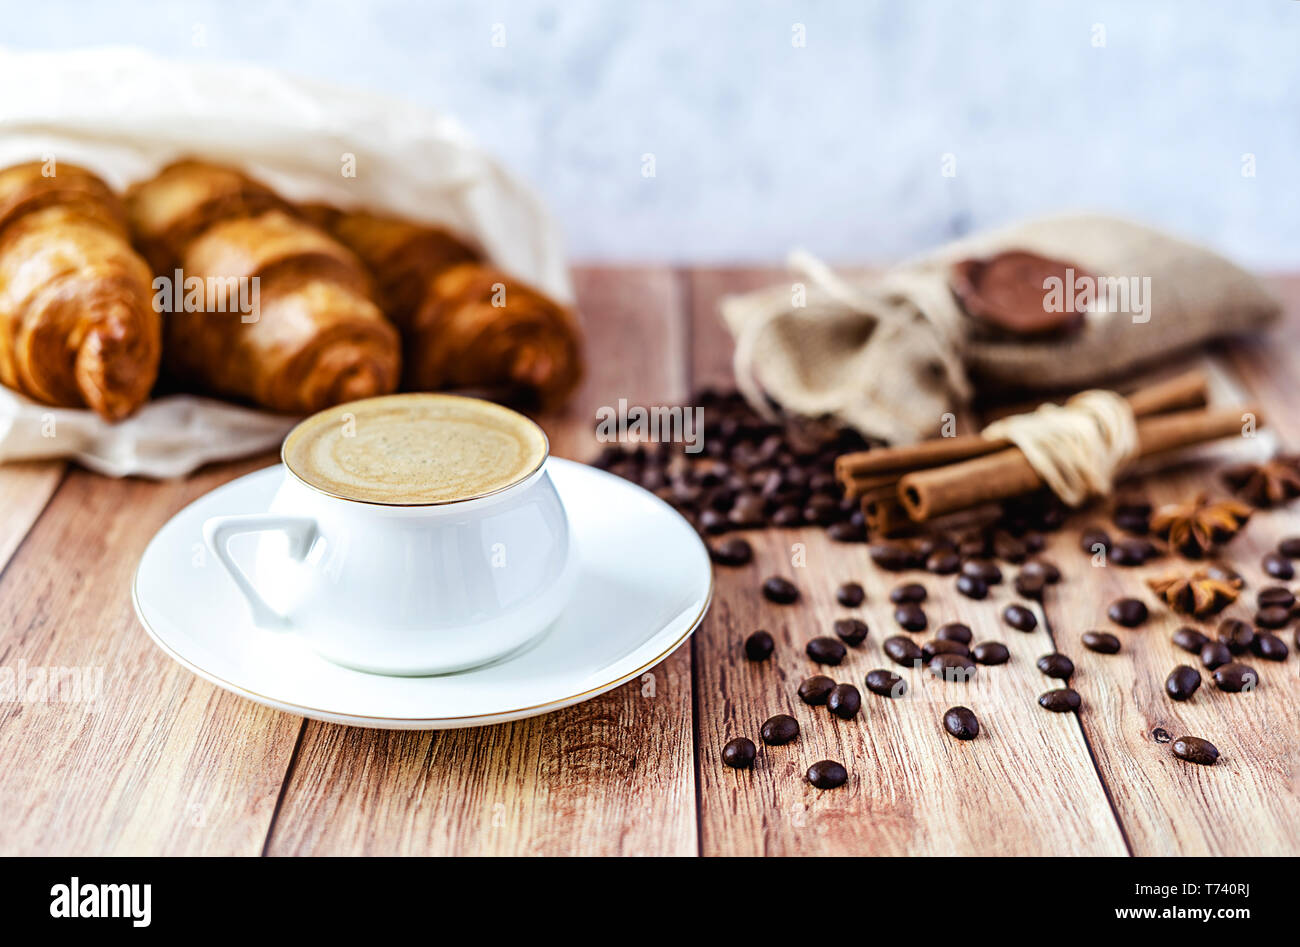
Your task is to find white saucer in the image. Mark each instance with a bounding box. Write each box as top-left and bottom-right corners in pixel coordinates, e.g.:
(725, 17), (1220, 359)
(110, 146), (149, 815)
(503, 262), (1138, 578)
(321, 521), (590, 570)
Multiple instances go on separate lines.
(133, 458), (712, 729)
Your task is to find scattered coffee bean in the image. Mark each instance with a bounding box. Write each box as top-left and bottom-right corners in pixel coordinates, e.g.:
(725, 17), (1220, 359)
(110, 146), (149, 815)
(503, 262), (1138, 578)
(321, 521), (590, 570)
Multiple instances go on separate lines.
(894, 603), (928, 632)
(870, 542), (914, 572)
(744, 630), (775, 662)
(1165, 665), (1202, 701)
(1199, 640), (1233, 670)
(797, 675), (836, 706)
(1082, 631), (1121, 654)
(1003, 603), (1038, 632)
(827, 683), (862, 719)
(1013, 572), (1045, 601)
(1255, 606), (1292, 629)
(1108, 598), (1149, 628)
(890, 582), (928, 604)
(929, 652), (977, 682)
(1036, 652), (1074, 680)
(1038, 688), (1082, 712)
(1212, 661), (1259, 692)
(1109, 538), (1156, 567)
(771, 505), (802, 527)
(833, 618), (869, 646)
(806, 636), (847, 665)
(760, 714), (800, 745)
(722, 737), (757, 769)
(1263, 553), (1295, 580)
(942, 706), (980, 741)
(806, 759), (848, 789)
(1021, 558), (1062, 584)
(1217, 619), (1255, 655)
(936, 622), (973, 645)
(926, 550), (961, 574)
(962, 559), (1003, 584)
(883, 635), (923, 666)
(1080, 526), (1111, 554)
(1172, 736), (1219, 766)
(864, 669), (906, 697)
(955, 574), (988, 600)
(923, 639), (970, 661)
(1113, 509), (1150, 535)
(828, 520), (866, 542)
(1257, 585), (1295, 609)
(764, 574), (804, 605)
(1172, 626), (1209, 654)
(971, 641), (1010, 665)
(1278, 536), (1300, 559)
(836, 582), (865, 608)
(709, 537), (753, 567)
(1251, 632), (1289, 661)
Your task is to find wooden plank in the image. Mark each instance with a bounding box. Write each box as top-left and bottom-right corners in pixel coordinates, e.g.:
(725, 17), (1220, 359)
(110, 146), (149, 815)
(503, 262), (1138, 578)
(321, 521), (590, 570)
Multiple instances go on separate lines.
(686, 266), (1128, 855)
(0, 460), (65, 574)
(264, 265), (697, 855)
(0, 454), (302, 855)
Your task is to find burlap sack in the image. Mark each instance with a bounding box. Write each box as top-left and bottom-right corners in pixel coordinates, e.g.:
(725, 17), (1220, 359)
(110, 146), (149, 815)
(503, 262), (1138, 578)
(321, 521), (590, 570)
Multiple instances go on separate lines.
(722, 215), (1280, 445)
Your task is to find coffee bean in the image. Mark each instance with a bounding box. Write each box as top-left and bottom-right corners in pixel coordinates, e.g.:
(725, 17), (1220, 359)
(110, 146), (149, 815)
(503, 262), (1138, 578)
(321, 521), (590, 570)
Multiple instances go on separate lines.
(760, 713), (800, 745)
(806, 636), (847, 665)
(744, 630), (774, 662)
(1036, 652), (1074, 680)
(1003, 603), (1038, 632)
(929, 652), (977, 682)
(1263, 553), (1295, 580)
(870, 542), (914, 572)
(771, 505), (802, 527)
(865, 668), (907, 697)
(1255, 606), (1292, 629)
(1199, 640), (1232, 670)
(1152, 727), (1173, 743)
(942, 706), (980, 740)
(1212, 661), (1259, 692)
(1108, 598), (1148, 628)
(1258, 586), (1295, 609)
(1037, 688), (1081, 712)
(1172, 626), (1209, 653)
(962, 559), (1002, 584)
(926, 550), (961, 574)
(1021, 558), (1062, 584)
(1108, 538), (1155, 567)
(1113, 510), (1150, 535)
(1080, 527), (1111, 554)
(883, 635), (923, 666)
(1172, 736), (1219, 766)
(955, 574), (988, 600)
(936, 622), (973, 645)
(890, 582), (928, 604)
(762, 576), (799, 604)
(698, 509), (730, 534)
(972, 641), (1010, 665)
(833, 618), (869, 646)
(797, 675), (836, 705)
(1165, 665), (1202, 701)
(827, 683), (862, 719)
(722, 737), (757, 768)
(828, 520), (866, 542)
(894, 603), (928, 632)
(806, 759), (848, 789)
(728, 493), (766, 527)
(1217, 619), (1255, 655)
(1013, 572), (1045, 601)
(836, 582), (865, 608)
(1251, 632), (1289, 661)
(1278, 536), (1300, 559)
(709, 537), (753, 567)
(923, 639), (970, 661)
(1082, 631), (1121, 654)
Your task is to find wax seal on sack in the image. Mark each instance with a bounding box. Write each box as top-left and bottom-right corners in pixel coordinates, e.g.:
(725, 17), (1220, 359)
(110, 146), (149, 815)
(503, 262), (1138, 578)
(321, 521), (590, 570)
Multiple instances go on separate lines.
(950, 250), (1089, 337)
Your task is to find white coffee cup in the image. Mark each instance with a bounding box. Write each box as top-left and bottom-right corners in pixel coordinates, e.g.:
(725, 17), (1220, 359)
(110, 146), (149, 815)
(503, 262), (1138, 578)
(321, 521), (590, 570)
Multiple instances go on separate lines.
(202, 399), (576, 676)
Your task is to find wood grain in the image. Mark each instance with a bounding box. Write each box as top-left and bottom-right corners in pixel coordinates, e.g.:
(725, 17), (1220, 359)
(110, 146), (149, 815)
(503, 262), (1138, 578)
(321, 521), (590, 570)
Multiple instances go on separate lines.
(263, 266), (698, 855)
(686, 267), (1128, 855)
(0, 460), (65, 575)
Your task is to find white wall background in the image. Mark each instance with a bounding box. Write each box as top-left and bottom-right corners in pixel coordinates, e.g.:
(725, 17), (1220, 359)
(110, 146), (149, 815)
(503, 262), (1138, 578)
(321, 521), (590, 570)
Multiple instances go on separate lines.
(4, 0), (1296, 265)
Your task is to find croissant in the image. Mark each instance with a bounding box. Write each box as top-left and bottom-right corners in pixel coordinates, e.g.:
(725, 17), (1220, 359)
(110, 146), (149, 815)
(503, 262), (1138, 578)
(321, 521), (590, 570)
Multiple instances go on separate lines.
(305, 207), (583, 410)
(0, 161), (161, 420)
(126, 162), (400, 413)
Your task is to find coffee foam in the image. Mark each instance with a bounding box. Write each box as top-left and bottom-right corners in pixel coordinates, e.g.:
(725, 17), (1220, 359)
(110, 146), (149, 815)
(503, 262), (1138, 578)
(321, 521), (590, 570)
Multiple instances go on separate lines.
(283, 393), (548, 504)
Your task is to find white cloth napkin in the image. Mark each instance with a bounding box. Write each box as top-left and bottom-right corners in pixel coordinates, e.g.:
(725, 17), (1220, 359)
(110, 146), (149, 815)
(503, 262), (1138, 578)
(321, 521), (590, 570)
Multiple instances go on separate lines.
(0, 46), (571, 478)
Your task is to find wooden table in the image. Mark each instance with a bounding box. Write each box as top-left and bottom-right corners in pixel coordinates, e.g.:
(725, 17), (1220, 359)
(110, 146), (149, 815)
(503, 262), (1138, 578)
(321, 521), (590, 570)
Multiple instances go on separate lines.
(2, 266), (1298, 856)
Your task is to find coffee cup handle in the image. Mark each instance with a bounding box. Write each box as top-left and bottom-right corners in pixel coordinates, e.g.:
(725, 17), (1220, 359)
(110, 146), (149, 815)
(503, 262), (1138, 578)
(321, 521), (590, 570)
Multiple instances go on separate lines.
(203, 515), (318, 630)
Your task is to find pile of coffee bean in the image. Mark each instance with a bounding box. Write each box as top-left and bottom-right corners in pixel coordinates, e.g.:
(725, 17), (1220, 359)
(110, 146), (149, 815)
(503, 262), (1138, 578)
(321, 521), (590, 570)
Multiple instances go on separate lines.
(593, 388), (873, 541)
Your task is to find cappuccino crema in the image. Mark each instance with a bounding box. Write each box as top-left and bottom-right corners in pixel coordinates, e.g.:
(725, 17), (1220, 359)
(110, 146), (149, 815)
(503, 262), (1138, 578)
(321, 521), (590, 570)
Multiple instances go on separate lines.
(282, 393), (548, 504)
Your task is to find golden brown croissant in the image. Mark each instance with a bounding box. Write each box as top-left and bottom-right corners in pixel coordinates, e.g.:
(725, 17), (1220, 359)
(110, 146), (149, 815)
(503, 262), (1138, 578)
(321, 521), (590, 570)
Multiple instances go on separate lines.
(0, 161), (161, 420)
(305, 207), (582, 410)
(126, 162), (401, 413)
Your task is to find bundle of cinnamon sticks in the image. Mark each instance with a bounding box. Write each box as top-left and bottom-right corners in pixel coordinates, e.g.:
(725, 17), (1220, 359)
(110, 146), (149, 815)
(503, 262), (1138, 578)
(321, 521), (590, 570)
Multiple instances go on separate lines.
(834, 370), (1260, 534)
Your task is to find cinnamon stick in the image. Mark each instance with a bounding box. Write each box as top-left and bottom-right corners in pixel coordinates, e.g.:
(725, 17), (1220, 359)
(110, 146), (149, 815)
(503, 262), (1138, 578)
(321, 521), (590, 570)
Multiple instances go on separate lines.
(898, 405), (1260, 522)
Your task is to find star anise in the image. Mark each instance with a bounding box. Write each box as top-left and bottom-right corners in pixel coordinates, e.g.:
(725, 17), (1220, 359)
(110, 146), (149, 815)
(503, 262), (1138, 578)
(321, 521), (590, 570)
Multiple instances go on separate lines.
(1146, 565), (1243, 617)
(1149, 494), (1252, 559)
(1221, 454), (1300, 508)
